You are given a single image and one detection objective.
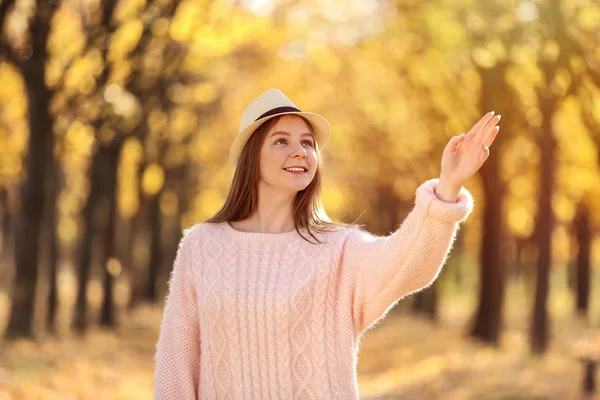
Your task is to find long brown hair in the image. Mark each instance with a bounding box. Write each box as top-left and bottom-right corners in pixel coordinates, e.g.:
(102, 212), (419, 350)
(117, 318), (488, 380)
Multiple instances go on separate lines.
(205, 114), (362, 244)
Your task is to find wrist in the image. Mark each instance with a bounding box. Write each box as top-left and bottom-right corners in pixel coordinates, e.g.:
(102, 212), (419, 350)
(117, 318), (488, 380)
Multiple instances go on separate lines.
(435, 176), (461, 203)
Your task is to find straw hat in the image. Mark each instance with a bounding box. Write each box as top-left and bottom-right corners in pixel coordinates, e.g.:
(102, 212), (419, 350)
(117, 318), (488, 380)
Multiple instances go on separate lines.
(229, 88), (331, 165)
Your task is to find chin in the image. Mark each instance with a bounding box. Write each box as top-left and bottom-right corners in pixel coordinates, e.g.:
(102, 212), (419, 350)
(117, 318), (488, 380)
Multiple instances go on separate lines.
(284, 181), (311, 192)
(287, 184), (309, 192)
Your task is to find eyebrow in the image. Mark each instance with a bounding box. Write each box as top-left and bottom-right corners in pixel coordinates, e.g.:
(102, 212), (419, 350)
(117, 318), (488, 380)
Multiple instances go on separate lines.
(269, 131), (315, 140)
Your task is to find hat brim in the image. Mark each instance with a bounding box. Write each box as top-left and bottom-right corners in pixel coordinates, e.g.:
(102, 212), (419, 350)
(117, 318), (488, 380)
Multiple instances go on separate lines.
(230, 111), (331, 165)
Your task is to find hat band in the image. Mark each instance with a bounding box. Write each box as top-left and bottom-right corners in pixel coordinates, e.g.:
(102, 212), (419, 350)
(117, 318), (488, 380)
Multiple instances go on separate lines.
(254, 106), (301, 121)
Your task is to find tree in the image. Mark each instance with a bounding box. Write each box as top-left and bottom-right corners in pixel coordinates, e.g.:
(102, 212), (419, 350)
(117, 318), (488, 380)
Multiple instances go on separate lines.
(1, 0), (60, 339)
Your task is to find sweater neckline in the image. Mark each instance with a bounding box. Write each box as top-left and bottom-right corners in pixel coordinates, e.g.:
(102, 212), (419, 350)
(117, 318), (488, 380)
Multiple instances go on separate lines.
(222, 221), (306, 242)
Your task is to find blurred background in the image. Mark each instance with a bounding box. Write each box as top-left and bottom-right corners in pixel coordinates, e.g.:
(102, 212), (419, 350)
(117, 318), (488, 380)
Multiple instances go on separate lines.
(0, 0), (599, 398)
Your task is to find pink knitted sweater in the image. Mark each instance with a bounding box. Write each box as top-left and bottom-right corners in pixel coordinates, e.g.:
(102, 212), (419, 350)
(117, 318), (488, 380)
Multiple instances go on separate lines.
(153, 178), (474, 399)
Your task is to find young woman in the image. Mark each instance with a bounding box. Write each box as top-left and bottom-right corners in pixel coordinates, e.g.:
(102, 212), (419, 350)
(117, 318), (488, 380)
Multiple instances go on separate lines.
(153, 88), (501, 399)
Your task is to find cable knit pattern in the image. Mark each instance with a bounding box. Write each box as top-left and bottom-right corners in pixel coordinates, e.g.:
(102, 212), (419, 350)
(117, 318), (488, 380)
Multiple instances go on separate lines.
(154, 178), (474, 399)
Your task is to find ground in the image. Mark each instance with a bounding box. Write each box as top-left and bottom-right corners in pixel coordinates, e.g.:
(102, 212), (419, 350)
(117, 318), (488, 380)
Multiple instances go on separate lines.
(0, 268), (598, 399)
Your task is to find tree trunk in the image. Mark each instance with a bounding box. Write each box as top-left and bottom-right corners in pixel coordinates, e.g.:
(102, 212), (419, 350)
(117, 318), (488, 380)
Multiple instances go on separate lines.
(567, 227), (578, 294)
(72, 0), (121, 330)
(452, 229), (465, 289)
(530, 95), (557, 355)
(0, 188), (9, 255)
(412, 178), (442, 321)
(145, 191), (162, 302)
(574, 200), (591, 316)
(5, 11), (54, 339)
(155, 164), (192, 299)
(126, 193), (145, 309)
(100, 146), (121, 327)
(73, 149), (104, 334)
(0, 188), (13, 288)
(412, 285), (438, 320)
(127, 160), (147, 309)
(45, 153), (59, 335)
(156, 211), (184, 299)
(514, 236), (525, 282)
(469, 65), (507, 345)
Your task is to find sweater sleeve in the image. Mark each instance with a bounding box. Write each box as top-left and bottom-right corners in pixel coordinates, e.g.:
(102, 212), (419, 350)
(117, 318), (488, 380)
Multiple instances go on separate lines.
(154, 230), (200, 399)
(345, 178), (474, 334)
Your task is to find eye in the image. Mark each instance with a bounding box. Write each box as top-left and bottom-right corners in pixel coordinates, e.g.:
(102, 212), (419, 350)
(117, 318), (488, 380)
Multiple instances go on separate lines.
(274, 138), (314, 147)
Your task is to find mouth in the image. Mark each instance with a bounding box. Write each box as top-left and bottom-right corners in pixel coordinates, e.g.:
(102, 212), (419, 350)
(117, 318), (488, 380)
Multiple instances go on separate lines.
(283, 167), (308, 175)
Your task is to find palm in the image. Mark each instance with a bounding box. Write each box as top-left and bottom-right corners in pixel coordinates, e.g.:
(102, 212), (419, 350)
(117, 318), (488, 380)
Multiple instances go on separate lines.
(441, 112), (501, 187)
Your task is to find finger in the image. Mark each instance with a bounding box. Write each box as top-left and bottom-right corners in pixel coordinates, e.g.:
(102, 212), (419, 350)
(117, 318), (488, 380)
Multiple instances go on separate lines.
(448, 134), (464, 151)
(482, 125), (500, 147)
(476, 114), (501, 145)
(455, 133), (467, 149)
(465, 111), (495, 141)
(475, 114), (500, 143)
(480, 144), (490, 162)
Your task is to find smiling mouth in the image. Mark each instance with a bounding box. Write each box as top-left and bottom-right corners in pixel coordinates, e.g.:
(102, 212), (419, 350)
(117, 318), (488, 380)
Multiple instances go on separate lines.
(283, 168), (307, 174)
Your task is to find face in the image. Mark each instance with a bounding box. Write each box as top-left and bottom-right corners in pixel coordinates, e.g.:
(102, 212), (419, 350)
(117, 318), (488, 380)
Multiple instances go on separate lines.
(258, 115), (318, 194)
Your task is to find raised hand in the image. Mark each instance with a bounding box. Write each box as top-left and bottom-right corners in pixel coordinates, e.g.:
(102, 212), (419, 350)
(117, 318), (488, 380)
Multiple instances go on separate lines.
(440, 111), (501, 188)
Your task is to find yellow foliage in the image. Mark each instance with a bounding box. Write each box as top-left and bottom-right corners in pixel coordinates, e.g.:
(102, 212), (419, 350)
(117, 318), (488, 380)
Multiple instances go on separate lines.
(63, 56), (98, 95)
(169, 107), (197, 141)
(506, 176), (536, 237)
(47, 6), (86, 67)
(472, 47), (496, 69)
(148, 109), (168, 136)
(507, 205), (534, 237)
(229, 13), (271, 43)
(500, 135), (538, 179)
(163, 146), (187, 169)
(109, 19), (144, 61)
(577, 4), (600, 29)
(122, 137), (144, 164)
(0, 64), (27, 120)
(555, 97), (598, 166)
(309, 48), (341, 76)
(194, 189), (225, 221)
(166, 82), (188, 104)
(119, 189), (139, 219)
(57, 217), (78, 244)
(180, 47), (208, 74)
(320, 183), (345, 219)
(551, 67), (571, 96)
(106, 257), (122, 278)
(114, 0), (146, 23)
(109, 59), (134, 85)
(160, 190), (179, 216)
(552, 192), (576, 223)
(190, 126), (221, 163)
(152, 17), (171, 38)
(425, 6), (465, 48)
(170, 1), (204, 43)
(98, 125), (116, 145)
(523, 106), (542, 127)
(192, 26), (236, 57)
(192, 82), (218, 104)
(64, 121), (96, 154)
(142, 163), (165, 196)
(542, 40), (560, 63)
(488, 39), (507, 62)
(118, 139), (141, 218)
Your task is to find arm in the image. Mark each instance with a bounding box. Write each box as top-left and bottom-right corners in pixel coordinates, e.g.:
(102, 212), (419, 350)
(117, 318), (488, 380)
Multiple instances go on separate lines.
(345, 178), (474, 334)
(154, 230), (200, 399)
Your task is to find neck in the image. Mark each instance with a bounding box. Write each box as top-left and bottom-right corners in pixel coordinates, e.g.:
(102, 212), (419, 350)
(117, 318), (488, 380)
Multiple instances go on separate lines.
(234, 185), (297, 233)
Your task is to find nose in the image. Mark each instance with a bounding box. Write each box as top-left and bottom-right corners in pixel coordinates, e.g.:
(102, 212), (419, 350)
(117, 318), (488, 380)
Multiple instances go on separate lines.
(291, 142), (307, 158)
